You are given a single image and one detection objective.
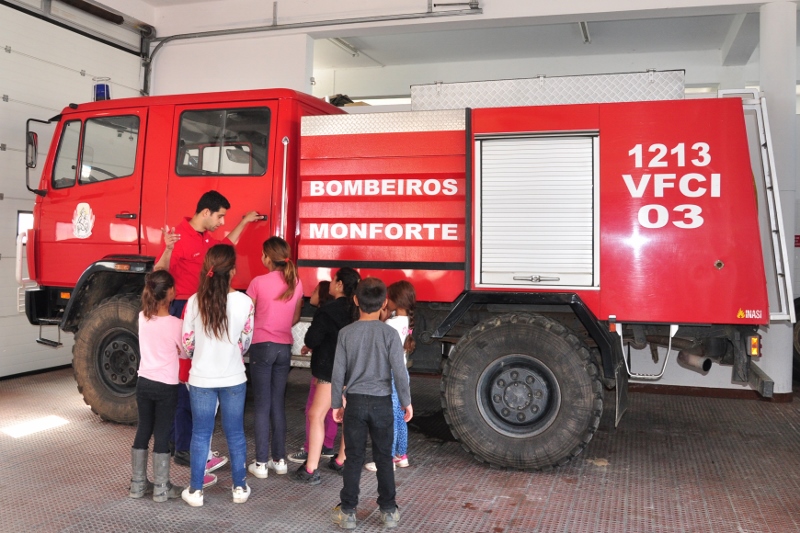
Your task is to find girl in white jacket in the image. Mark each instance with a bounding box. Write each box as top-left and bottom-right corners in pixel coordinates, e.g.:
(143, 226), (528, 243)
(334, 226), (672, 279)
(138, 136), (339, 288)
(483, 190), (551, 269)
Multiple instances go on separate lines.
(180, 244), (254, 507)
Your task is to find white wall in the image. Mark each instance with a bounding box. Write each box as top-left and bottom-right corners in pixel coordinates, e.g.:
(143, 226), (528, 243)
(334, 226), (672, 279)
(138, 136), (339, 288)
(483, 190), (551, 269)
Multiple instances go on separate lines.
(150, 33), (314, 95)
(0, 5), (141, 376)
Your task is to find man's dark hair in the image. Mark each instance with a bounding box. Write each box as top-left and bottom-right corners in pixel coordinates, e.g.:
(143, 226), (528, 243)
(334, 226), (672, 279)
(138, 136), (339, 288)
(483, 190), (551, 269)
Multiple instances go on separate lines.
(356, 277), (386, 314)
(195, 190), (230, 215)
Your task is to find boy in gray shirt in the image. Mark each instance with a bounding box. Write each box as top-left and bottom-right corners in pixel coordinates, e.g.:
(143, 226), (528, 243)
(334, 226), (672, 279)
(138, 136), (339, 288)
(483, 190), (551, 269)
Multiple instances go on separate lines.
(330, 278), (413, 529)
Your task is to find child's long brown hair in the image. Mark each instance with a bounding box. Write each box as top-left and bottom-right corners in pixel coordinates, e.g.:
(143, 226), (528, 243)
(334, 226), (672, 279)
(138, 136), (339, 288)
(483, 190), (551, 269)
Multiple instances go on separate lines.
(387, 280), (416, 354)
(142, 270), (175, 320)
(197, 244), (236, 340)
(262, 236), (298, 301)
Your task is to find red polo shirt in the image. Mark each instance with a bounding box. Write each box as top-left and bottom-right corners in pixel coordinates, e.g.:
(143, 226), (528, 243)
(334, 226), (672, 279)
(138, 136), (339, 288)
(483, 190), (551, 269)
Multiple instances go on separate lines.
(160, 217), (232, 300)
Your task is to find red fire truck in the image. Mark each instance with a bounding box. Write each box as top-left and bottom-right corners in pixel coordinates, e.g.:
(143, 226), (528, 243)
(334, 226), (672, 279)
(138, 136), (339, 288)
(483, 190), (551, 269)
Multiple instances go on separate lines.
(19, 85), (790, 470)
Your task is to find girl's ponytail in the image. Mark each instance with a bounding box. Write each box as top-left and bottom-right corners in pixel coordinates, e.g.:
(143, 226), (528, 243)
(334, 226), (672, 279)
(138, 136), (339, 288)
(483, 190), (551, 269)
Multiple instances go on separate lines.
(142, 270), (175, 319)
(262, 236), (298, 301)
(335, 267), (362, 323)
(387, 280), (417, 355)
(197, 244), (237, 339)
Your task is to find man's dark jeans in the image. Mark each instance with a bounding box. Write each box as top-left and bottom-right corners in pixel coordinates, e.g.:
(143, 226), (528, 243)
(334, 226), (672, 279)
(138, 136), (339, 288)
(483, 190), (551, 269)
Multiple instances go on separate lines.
(340, 393), (396, 513)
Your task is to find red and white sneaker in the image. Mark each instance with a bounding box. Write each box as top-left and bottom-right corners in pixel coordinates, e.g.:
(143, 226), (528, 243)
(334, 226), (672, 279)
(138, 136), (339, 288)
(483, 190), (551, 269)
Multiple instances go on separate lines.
(393, 455), (409, 468)
(202, 473), (217, 489)
(206, 452), (228, 474)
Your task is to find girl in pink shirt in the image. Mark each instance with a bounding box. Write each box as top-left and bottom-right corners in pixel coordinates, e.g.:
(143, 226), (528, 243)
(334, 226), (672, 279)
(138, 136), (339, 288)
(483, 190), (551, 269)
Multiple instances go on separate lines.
(130, 270), (184, 502)
(246, 236), (304, 478)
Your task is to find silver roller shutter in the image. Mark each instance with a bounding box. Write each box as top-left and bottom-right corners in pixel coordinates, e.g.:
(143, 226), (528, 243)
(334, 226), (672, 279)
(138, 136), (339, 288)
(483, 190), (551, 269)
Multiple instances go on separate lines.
(477, 136), (597, 287)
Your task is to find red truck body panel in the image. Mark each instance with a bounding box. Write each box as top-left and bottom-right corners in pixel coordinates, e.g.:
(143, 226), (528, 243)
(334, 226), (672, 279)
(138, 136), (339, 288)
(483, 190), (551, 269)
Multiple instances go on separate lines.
(300, 99), (768, 325)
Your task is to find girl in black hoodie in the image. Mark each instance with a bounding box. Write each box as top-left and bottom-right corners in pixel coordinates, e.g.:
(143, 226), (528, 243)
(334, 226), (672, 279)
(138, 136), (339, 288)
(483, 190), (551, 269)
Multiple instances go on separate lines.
(293, 267), (361, 484)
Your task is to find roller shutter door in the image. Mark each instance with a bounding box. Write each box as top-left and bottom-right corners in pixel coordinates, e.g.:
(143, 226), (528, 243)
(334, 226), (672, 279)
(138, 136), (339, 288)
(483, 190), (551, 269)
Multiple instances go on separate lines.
(477, 136), (597, 287)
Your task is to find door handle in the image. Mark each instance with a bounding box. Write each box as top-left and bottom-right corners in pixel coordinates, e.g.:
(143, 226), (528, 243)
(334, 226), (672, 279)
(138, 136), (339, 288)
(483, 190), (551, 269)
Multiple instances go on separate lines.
(513, 275), (561, 283)
(115, 213), (137, 219)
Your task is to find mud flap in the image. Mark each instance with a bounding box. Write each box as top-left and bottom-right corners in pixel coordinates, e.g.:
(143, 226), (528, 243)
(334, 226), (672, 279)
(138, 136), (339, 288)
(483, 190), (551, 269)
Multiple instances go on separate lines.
(615, 360), (629, 427)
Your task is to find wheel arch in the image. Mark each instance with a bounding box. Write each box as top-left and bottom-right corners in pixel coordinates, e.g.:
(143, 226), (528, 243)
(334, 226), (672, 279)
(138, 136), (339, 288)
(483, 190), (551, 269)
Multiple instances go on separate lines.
(432, 291), (622, 380)
(62, 255), (153, 332)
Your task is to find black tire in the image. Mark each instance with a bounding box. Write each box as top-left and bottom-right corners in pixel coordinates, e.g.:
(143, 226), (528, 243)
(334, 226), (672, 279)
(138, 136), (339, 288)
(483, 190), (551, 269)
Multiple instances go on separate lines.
(441, 313), (602, 471)
(72, 294), (141, 424)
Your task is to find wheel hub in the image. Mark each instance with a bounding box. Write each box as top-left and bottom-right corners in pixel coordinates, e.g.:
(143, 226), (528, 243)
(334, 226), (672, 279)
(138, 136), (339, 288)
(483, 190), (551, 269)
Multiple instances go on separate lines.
(490, 368), (549, 425)
(97, 330), (139, 394)
(477, 354), (560, 437)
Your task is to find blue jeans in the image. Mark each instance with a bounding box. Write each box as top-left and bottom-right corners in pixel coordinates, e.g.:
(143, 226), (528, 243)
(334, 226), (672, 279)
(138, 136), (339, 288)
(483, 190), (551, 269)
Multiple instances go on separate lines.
(340, 394), (396, 513)
(250, 342), (292, 462)
(189, 382), (247, 491)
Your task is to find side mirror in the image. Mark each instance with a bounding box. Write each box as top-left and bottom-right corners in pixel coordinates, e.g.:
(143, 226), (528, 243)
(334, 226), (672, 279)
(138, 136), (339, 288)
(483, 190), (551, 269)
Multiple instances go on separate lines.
(26, 131), (38, 169)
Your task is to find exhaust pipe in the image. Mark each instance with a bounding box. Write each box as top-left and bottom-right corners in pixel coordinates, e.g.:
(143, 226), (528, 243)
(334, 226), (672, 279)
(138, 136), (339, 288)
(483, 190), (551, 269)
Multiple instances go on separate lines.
(677, 351), (712, 373)
(645, 335), (713, 373)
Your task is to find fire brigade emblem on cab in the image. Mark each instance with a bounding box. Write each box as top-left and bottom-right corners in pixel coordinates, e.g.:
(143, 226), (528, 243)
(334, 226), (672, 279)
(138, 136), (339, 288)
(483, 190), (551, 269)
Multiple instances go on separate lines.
(72, 202), (95, 239)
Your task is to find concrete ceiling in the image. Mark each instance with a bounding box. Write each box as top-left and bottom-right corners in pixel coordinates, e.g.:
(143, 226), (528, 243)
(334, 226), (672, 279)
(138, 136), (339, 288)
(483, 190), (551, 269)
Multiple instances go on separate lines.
(134, 2), (798, 72)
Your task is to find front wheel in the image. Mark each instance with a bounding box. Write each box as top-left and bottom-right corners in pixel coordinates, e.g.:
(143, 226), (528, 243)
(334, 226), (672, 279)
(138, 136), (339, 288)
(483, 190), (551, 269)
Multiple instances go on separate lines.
(441, 313), (602, 470)
(72, 294), (141, 423)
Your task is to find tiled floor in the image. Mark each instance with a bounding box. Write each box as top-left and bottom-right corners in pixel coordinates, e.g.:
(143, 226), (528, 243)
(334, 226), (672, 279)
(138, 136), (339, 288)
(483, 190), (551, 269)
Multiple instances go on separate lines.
(1, 367), (799, 532)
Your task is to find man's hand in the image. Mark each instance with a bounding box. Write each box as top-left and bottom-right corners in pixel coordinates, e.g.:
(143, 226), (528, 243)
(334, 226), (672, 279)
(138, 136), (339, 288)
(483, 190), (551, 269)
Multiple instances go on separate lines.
(242, 211), (261, 223)
(403, 404), (413, 423)
(162, 226), (180, 250)
(300, 345), (311, 355)
(333, 407), (345, 423)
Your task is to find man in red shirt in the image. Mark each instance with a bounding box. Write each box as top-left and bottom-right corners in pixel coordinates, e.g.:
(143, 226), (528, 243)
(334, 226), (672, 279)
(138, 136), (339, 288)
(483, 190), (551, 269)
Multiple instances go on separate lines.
(155, 190), (260, 477)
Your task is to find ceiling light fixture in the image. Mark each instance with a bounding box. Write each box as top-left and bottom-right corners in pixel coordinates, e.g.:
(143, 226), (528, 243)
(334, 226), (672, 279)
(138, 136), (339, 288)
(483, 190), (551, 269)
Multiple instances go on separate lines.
(579, 21), (591, 44)
(330, 38), (360, 57)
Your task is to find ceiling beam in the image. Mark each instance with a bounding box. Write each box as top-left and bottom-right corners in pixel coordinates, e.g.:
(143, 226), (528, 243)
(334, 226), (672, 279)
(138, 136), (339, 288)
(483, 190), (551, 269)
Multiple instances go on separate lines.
(721, 12), (759, 66)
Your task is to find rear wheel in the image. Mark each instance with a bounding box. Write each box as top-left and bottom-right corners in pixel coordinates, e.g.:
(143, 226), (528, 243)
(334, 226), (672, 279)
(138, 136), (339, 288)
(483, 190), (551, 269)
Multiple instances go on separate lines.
(441, 313), (602, 470)
(72, 294), (141, 424)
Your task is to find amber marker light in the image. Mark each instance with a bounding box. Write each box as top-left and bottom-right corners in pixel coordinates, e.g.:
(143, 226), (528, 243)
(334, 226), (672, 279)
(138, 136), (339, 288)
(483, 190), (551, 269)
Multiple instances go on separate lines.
(748, 335), (762, 357)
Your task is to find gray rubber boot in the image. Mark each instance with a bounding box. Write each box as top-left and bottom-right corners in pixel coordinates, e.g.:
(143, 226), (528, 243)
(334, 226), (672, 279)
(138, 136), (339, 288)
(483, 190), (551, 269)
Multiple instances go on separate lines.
(129, 448), (153, 498)
(152, 452), (184, 502)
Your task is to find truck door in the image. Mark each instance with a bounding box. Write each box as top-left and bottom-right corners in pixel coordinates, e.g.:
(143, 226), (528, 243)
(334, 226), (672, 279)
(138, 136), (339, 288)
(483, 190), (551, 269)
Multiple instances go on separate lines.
(474, 135), (598, 288)
(37, 109), (146, 287)
(163, 102), (276, 287)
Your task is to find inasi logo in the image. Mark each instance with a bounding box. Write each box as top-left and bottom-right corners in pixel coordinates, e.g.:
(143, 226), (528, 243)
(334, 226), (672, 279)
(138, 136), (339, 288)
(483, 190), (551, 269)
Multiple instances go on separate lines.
(737, 309), (763, 319)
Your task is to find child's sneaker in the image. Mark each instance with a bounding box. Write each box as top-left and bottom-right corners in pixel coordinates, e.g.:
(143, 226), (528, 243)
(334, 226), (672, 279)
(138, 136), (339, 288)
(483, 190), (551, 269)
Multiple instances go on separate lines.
(292, 464), (321, 485)
(327, 457), (344, 474)
(206, 452), (228, 473)
(248, 461), (268, 479)
(203, 473), (218, 489)
(393, 454), (409, 468)
(364, 461), (396, 472)
(288, 447), (335, 463)
(380, 508), (400, 528)
(287, 450), (308, 463)
(232, 483), (251, 504)
(321, 446), (335, 458)
(331, 505), (357, 529)
(181, 487), (203, 507)
(267, 458), (288, 475)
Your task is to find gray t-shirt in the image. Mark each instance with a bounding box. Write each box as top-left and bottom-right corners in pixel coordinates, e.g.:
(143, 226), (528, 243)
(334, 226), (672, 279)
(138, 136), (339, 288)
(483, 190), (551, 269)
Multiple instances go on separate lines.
(330, 320), (411, 409)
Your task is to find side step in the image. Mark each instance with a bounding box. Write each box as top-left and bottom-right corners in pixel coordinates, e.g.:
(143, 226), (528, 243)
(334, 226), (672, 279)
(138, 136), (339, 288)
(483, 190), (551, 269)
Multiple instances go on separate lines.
(748, 362), (774, 398)
(36, 319), (62, 348)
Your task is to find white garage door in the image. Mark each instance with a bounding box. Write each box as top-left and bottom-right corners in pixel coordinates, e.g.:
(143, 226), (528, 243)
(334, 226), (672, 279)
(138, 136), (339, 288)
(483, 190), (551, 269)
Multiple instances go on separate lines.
(476, 135), (598, 288)
(0, 4), (142, 377)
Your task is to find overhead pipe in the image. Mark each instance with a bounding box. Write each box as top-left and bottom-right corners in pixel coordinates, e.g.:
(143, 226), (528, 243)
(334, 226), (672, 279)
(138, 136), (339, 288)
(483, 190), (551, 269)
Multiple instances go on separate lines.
(141, 1), (483, 95)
